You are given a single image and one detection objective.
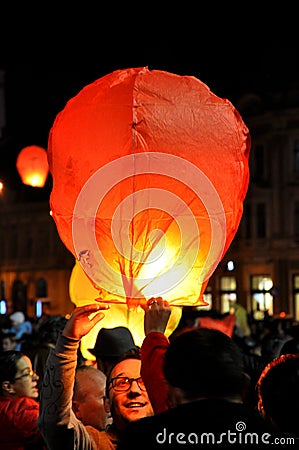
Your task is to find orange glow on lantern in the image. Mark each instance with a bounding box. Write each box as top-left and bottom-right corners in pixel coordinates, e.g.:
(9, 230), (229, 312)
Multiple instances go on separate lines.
(16, 145), (49, 187)
(69, 259), (182, 359)
(48, 67), (251, 313)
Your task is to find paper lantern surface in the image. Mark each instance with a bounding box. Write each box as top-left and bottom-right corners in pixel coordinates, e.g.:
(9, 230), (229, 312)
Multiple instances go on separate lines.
(69, 259), (182, 359)
(49, 67), (250, 308)
(16, 145), (49, 187)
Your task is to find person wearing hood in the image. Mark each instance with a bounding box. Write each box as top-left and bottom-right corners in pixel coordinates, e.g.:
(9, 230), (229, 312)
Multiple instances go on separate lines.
(8, 312), (32, 350)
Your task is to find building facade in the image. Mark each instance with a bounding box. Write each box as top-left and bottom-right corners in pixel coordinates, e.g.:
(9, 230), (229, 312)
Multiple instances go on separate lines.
(208, 92), (299, 321)
(0, 197), (75, 317)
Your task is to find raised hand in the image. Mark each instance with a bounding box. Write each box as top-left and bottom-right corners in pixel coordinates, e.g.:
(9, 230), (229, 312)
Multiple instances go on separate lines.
(143, 297), (171, 336)
(62, 303), (110, 340)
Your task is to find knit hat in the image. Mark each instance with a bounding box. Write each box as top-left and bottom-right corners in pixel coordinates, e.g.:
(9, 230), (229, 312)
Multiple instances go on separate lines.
(10, 311), (25, 324)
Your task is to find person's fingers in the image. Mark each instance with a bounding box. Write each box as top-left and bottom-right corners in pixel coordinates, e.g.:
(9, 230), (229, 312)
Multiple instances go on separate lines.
(142, 297), (171, 314)
(88, 311), (106, 324)
(87, 304), (110, 322)
(148, 297), (162, 306)
(149, 300), (158, 307)
(93, 297), (107, 306)
(141, 297), (157, 311)
(93, 299), (111, 309)
(96, 304), (110, 311)
(73, 303), (109, 316)
(148, 297), (157, 305)
(147, 297), (169, 309)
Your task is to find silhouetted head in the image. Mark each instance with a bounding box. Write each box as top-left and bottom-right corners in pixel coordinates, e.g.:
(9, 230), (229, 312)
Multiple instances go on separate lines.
(164, 328), (244, 401)
(257, 353), (299, 436)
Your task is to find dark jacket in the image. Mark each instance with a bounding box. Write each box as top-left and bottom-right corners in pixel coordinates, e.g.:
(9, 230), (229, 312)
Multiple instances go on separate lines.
(117, 398), (291, 449)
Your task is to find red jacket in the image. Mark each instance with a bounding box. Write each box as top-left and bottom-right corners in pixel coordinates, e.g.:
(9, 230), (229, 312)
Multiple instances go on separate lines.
(140, 332), (171, 414)
(0, 396), (45, 449)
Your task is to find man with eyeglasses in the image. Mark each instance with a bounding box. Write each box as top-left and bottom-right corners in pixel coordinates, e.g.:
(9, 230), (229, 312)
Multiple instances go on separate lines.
(105, 351), (153, 437)
(38, 303), (153, 449)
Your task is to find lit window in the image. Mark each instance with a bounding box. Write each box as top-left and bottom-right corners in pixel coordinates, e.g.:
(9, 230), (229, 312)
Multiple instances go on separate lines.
(0, 300), (6, 314)
(202, 286), (212, 311)
(251, 275), (273, 318)
(227, 260), (235, 271)
(220, 276), (237, 313)
(293, 140), (299, 172)
(292, 274), (299, 321)
(36, 300), (43, 318)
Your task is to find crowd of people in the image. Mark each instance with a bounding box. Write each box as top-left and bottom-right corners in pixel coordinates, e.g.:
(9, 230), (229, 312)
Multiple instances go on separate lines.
(0, 300), (298, 449)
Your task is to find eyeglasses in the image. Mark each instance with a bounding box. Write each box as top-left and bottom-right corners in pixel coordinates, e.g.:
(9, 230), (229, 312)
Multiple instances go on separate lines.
(108, 376), (146, 392)
(14, 369), (37, 381)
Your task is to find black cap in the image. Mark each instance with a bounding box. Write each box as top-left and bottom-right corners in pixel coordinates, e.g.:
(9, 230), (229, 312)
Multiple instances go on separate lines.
(88, 326), (136, 358)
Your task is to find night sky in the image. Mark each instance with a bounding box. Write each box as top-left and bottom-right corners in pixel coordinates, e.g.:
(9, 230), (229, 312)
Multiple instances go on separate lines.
(1, 7), (298, 199)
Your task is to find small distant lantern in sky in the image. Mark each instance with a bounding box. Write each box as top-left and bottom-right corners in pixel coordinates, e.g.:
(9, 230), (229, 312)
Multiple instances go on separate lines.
(16, 145), (49, 188)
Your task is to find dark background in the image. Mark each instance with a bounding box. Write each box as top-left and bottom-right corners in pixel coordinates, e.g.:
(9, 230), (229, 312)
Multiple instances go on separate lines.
(1, 6), (298, 199)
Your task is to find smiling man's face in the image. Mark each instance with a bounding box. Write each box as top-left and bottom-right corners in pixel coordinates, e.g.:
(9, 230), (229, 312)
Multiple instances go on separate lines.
(107, 358), (153, 432)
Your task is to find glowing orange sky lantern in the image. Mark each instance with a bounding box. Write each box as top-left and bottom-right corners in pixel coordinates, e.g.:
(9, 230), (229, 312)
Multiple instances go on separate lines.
(16, 145), (49, 188)
(49, 67), (251, 314)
